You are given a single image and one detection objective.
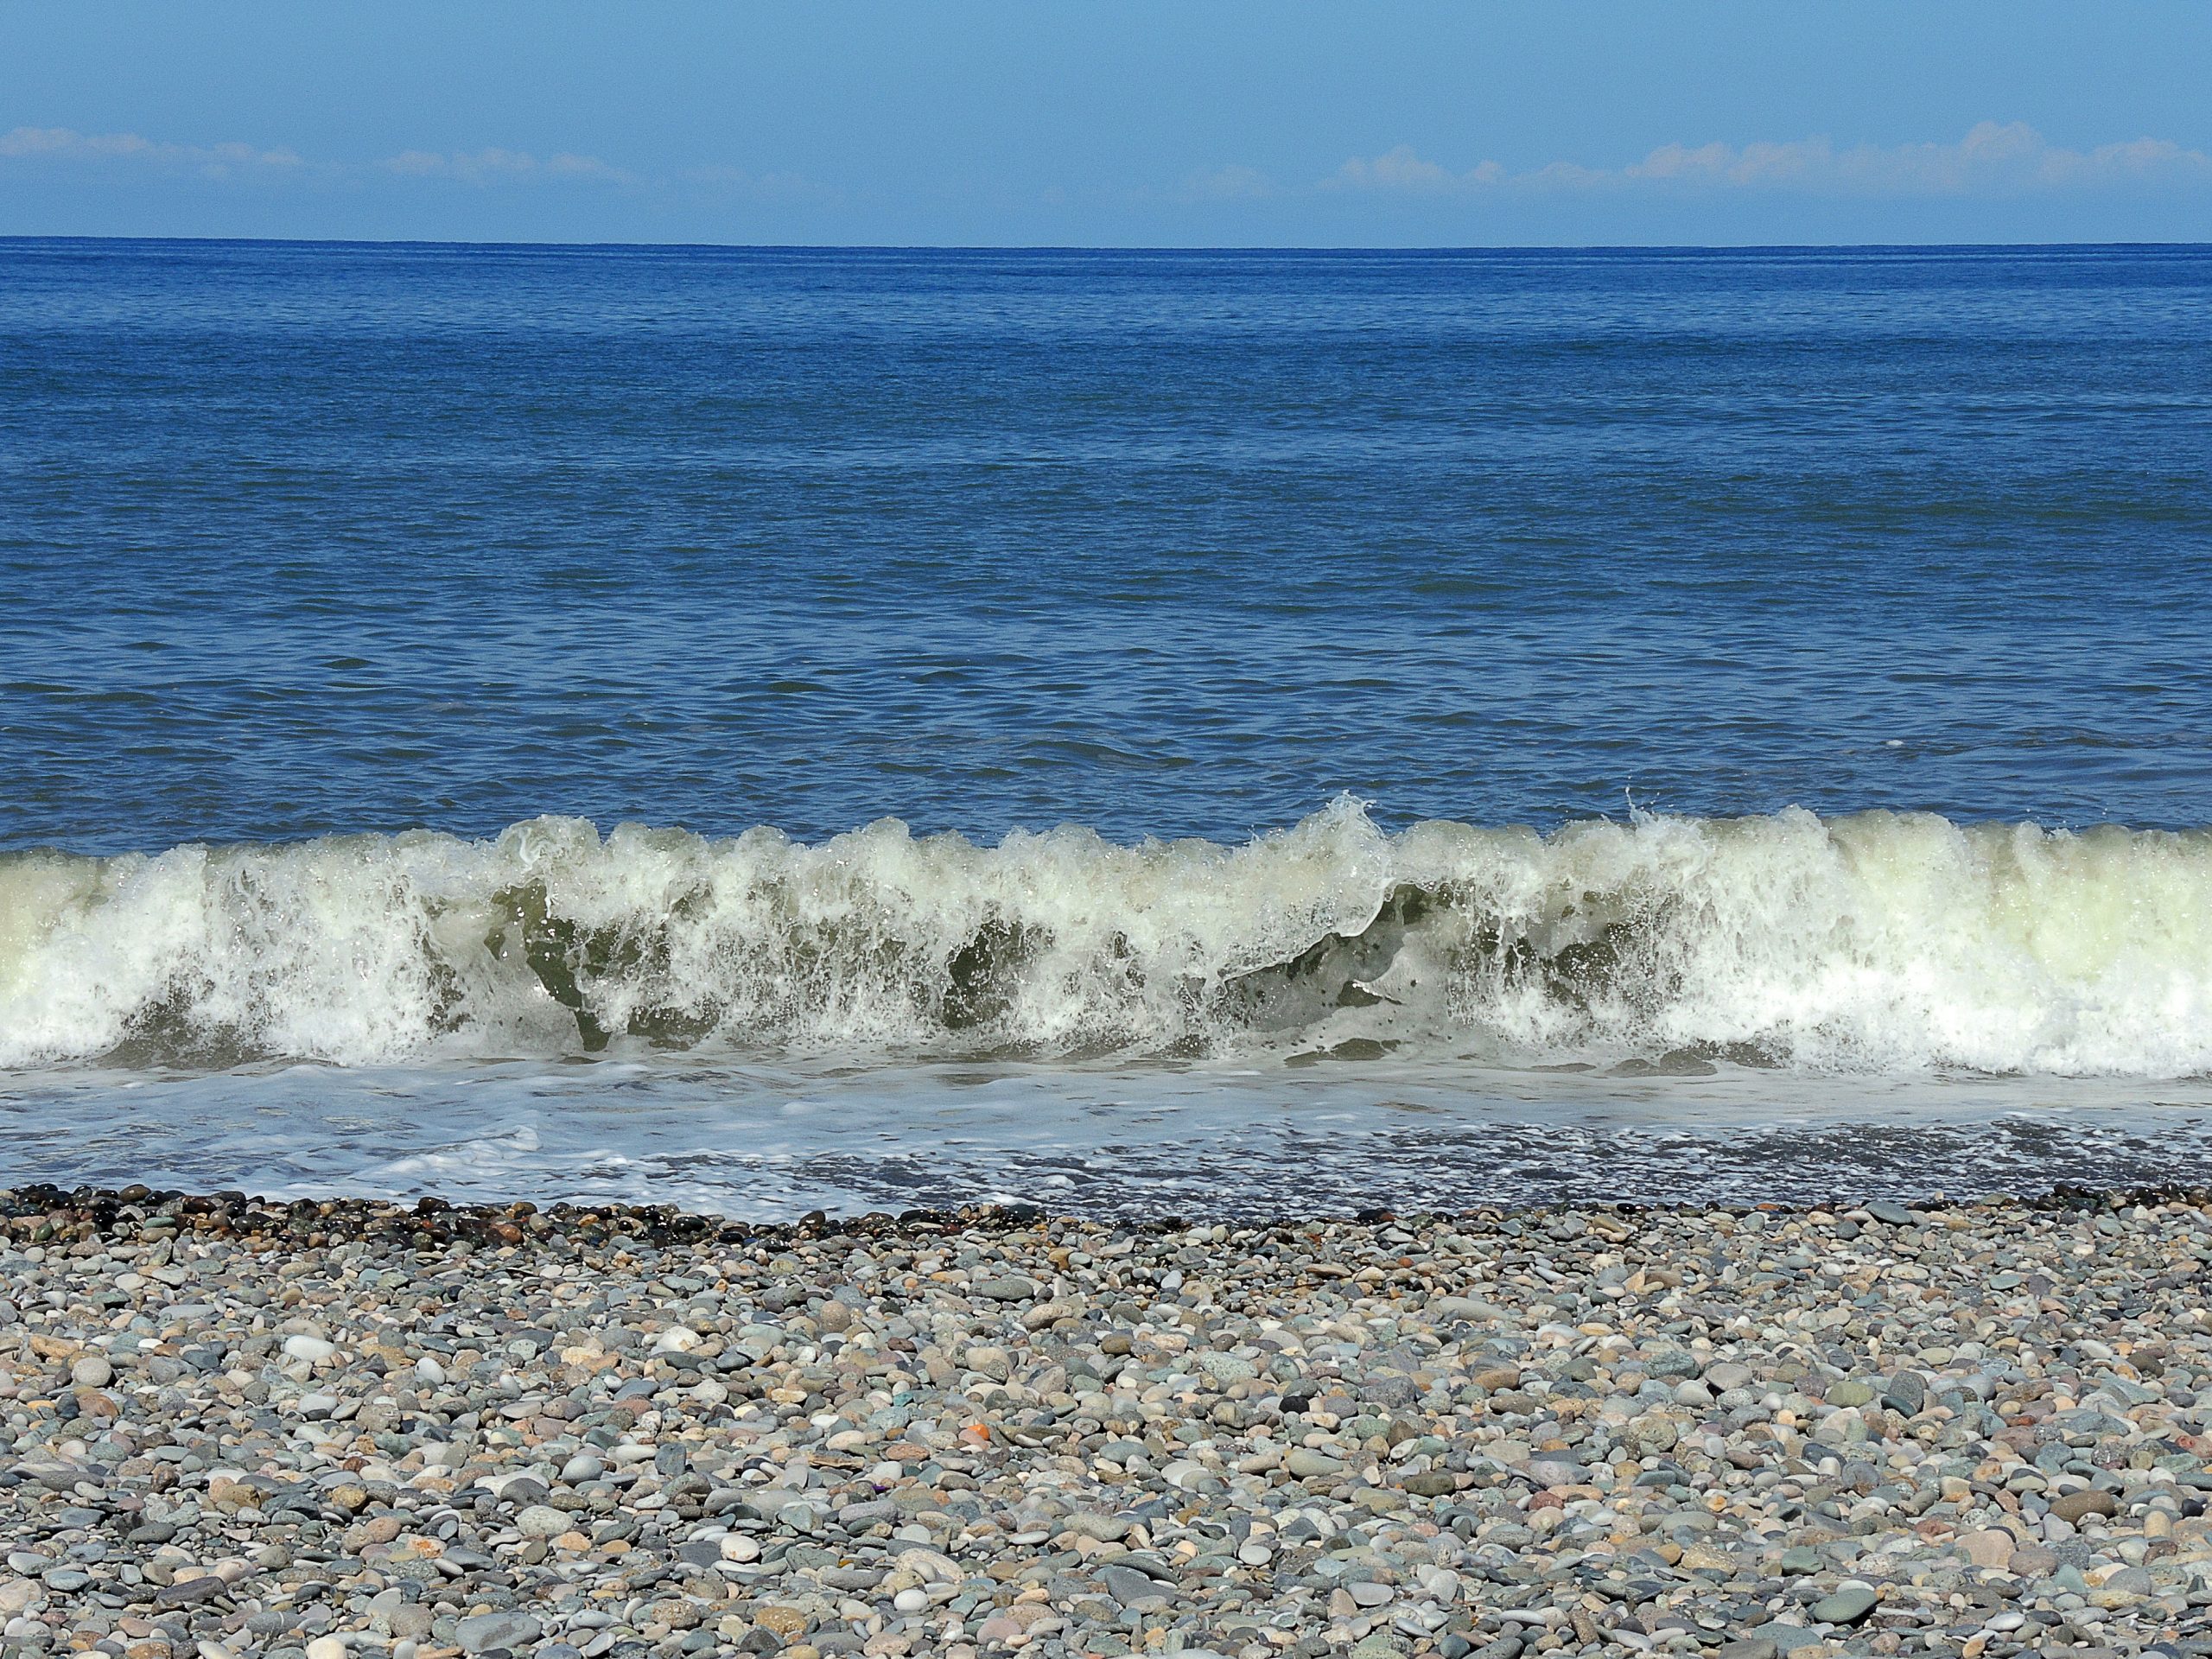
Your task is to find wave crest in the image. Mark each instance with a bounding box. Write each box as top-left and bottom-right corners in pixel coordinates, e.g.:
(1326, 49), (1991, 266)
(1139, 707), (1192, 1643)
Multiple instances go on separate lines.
(5, 799), (2210, 1077)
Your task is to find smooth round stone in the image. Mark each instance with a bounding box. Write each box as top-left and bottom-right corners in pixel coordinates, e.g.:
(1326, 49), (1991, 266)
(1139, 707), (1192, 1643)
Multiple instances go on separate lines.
(1811, 1586), (1878, 1626)
(1961, 1529), (2015, 1569)
(69, 1354), (112, 1389)
(518, 1505), (571, 1538)
(306, 1640), (347, 1659)
(282, 1334), (336, 1363)
(2050, 1490), (2120, 1523)
(560, 1452), (606, 1484)
(454, 1612), (543, 1656)
(892, 1587), (931, 1613)
(1197, 1351), (1256, 1386)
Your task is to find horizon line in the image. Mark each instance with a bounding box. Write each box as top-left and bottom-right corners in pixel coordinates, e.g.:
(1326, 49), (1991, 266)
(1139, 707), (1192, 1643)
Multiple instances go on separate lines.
(4, 232), (2211, 257)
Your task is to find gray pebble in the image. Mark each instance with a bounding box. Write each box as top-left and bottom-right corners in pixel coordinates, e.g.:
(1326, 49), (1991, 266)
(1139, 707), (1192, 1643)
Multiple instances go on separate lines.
(1810, 1585), (1878, 1625)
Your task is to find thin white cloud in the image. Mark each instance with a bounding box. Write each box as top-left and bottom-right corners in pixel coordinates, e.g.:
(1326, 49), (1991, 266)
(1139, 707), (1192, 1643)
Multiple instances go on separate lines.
(0, 128), (649, 192)
(1326, 146), (1501, 194)
(0, 125), (303, 175)
(1623, 123), (2212, 193)
(1, 124), (834, 215)
(383, 148), (636, 187)
(1180, 163), (1278, 202)
(1329, 123), (2212, 198)
(683, 163), (823, 200)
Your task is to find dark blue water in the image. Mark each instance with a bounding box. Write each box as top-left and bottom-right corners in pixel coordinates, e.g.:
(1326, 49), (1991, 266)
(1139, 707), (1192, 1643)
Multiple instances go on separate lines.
(6, 238), (2212, 1216)
(6, 239), (2210, 855)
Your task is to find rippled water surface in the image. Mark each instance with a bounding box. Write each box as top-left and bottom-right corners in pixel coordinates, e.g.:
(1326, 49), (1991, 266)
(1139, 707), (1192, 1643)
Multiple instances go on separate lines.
(4, 239), (2211, 1211)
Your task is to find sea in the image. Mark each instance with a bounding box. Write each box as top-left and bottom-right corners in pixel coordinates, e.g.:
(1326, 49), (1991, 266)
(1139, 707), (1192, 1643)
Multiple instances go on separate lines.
(3, 237), (2211, 1218)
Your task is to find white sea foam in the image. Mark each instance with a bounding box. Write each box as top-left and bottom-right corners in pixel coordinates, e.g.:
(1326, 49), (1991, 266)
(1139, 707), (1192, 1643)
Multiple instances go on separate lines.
(4, 799), (2211, 1077)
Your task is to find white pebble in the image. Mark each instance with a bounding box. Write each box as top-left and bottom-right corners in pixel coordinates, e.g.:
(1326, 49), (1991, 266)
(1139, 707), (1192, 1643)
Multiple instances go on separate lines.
(893, 1587), (931, 1613)
(282, 1334), (336, 1363)
(415, 1355), (445, 1384)
(306, 1640), (347, 1659)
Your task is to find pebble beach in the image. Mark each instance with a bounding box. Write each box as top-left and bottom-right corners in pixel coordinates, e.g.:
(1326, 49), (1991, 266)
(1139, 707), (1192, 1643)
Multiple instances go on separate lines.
(3, 1186), (2210, 1659)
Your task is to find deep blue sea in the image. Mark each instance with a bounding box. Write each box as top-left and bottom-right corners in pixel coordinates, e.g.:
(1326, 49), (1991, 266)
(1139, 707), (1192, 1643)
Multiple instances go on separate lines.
(4, 238), (2212, 1215)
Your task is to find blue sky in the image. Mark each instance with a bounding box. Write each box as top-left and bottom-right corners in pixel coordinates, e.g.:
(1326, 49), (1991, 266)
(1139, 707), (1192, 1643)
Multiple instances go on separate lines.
(4, 1), (2210, 247)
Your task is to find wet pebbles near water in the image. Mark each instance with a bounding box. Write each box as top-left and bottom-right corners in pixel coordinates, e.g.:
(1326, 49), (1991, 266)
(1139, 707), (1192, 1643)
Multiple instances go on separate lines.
(2, 1187), (2212, 1659)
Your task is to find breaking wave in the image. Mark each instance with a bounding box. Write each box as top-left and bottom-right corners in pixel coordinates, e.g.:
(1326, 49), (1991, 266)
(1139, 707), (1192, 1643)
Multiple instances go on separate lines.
(4, 799), (2212, 1077)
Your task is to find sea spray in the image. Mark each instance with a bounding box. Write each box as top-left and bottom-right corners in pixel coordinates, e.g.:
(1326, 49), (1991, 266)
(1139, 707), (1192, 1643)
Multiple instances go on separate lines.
(4, 798), (2211, 1077)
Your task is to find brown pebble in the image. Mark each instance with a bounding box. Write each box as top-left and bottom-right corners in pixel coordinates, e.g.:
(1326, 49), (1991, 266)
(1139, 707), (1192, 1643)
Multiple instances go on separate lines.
(346, 1514), (405, 1549)
(2049, 1489), (2120, 1523)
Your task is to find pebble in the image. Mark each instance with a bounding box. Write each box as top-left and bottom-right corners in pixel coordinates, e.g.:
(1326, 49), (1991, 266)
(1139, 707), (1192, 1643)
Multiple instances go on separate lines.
(517, 1503), (571, 1537)
(455, 1610), (542, 1652)
(68, 1353), (111, 1389)
(1961, 1526), (2015, 1568)
(1809, 1583), (1878, 1625)
(1, 1183), (2211, 1659)
(2050, 1487), (2121, 1522)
